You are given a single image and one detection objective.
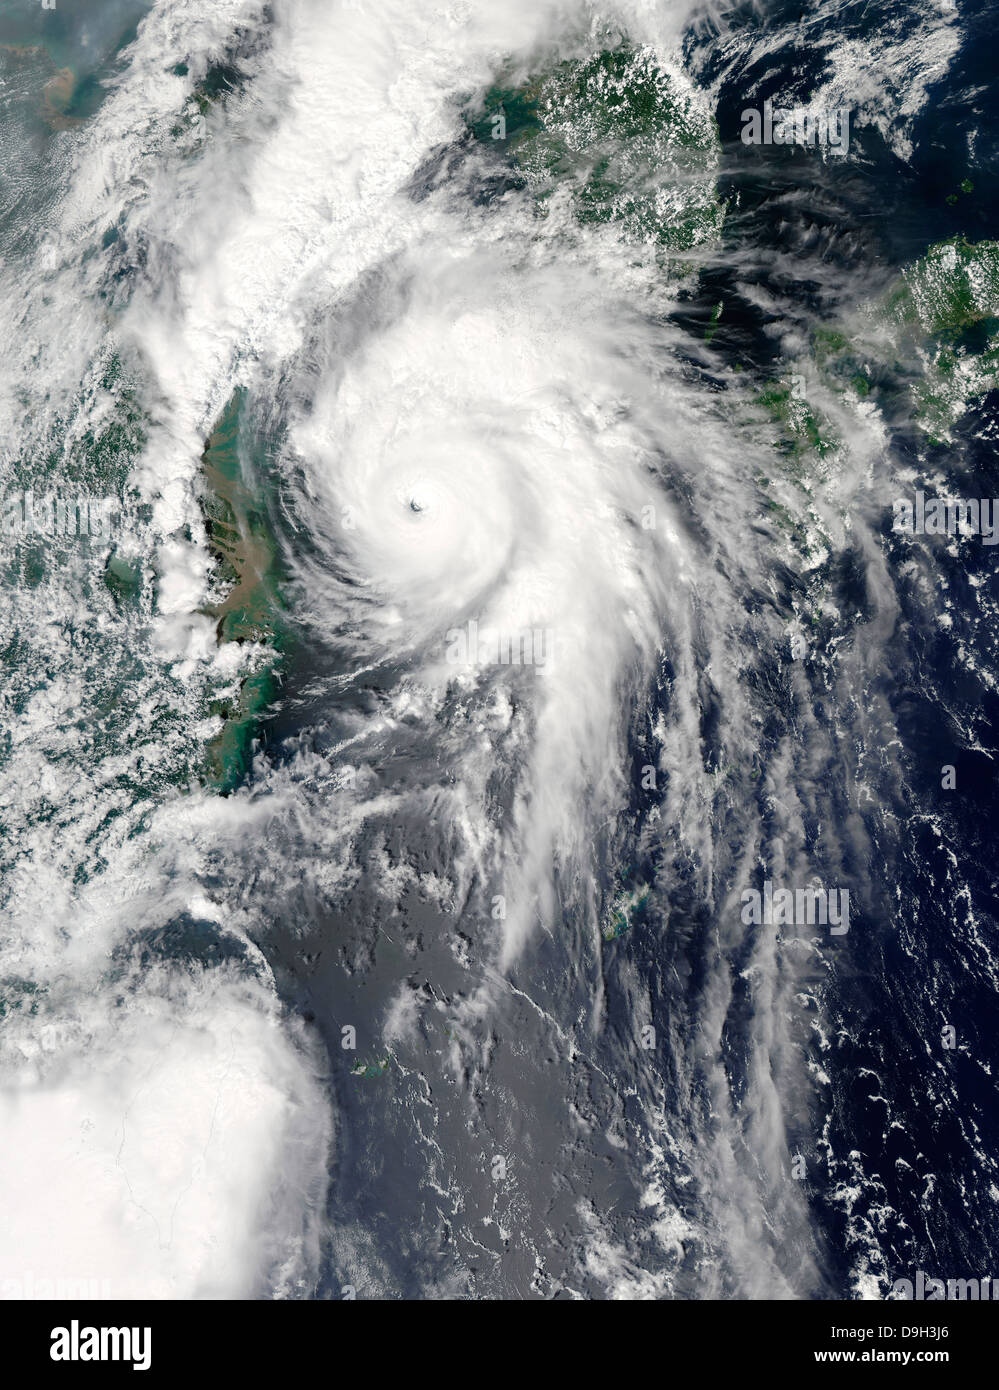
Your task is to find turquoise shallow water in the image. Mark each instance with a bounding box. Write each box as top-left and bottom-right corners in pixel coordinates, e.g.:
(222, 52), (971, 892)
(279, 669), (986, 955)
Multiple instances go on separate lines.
(0, 0), (153, 71)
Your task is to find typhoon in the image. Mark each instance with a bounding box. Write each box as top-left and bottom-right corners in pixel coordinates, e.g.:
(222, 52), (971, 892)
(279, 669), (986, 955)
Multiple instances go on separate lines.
(2, 0), (999, 1302)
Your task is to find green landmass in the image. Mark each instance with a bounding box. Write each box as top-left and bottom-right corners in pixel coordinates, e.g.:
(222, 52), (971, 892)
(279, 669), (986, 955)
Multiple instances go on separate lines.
(199, 390), (285, 793)
(466, 41), (724, 261)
